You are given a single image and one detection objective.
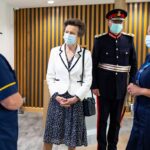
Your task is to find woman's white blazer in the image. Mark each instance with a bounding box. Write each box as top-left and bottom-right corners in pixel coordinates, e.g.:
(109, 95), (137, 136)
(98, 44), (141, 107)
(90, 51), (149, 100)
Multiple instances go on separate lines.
(46, 44), (92, 100)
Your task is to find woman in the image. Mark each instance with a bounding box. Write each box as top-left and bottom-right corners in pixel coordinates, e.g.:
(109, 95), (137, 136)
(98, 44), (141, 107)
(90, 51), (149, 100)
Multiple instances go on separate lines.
(126, 26), (150, 150)
(0, 38), (23, 150)
(43, 19), (92, 150)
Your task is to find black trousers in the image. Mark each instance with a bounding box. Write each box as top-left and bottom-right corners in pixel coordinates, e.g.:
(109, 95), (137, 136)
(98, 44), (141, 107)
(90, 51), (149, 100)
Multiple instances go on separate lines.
(97, 97), (124, 150)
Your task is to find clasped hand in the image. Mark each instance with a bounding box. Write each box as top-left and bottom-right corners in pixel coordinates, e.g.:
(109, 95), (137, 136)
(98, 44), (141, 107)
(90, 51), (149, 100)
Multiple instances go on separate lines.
(56, 96), (79, 108)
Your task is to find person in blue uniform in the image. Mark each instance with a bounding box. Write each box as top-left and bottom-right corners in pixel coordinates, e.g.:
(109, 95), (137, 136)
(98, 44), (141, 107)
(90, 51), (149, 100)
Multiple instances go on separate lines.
(126, 26), (150, 150)
(0, 32), (23, 150)
(91, 9), (137, 150)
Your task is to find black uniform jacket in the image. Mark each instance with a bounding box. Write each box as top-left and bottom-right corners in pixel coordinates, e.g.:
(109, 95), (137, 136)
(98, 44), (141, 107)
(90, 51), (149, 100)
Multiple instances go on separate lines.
(91, 32), (137, 99)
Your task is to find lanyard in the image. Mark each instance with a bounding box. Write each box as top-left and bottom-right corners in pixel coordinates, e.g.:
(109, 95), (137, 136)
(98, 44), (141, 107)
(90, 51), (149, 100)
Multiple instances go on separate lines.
(136, 63), (150, 85)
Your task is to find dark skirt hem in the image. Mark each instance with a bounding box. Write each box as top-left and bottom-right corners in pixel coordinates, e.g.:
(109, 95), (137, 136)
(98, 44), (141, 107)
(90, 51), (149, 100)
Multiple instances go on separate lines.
(43, 139), (88, 148)
(43, 92), (88, 148)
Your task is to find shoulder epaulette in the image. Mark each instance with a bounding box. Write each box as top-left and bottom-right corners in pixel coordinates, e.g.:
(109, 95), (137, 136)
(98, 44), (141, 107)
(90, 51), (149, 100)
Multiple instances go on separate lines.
(122, 32), (134, 37)
(95, 33), (107, 38)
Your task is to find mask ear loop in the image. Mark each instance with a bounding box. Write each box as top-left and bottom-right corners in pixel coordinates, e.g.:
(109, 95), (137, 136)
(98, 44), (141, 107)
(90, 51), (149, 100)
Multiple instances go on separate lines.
(147, 25), (150, 35)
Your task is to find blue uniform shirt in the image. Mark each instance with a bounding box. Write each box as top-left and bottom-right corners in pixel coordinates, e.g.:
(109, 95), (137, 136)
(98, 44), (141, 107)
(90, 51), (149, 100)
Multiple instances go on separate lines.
(126, 55), (150, 150)
(135, 54), (150, 105)
(0, 54), (18, 150)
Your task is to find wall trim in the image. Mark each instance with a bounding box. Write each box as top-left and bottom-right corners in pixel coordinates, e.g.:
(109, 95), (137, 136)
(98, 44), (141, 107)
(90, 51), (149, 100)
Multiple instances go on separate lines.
(23, 107), (43, 112)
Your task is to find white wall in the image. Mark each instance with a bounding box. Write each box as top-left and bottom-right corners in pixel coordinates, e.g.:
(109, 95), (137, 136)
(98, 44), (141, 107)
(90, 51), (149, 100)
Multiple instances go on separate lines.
(0, 0), (14, 68)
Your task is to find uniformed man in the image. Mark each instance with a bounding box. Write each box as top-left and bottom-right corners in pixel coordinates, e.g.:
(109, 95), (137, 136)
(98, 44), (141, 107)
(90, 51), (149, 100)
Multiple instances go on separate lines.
(0, 31), (23, 150)
(91, 9), (137, 150)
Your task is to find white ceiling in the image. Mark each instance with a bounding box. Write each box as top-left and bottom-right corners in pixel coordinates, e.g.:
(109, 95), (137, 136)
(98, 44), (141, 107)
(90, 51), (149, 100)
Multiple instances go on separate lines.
(5, 0), (150, 9)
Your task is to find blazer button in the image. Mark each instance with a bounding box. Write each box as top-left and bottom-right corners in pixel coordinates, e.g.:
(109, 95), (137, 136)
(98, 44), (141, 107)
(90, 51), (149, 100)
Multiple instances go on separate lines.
(115, 72), (118, 75)
(116, 56), (119, 59)
(106, 52), (109, 55)
(116, 48), (118, 51)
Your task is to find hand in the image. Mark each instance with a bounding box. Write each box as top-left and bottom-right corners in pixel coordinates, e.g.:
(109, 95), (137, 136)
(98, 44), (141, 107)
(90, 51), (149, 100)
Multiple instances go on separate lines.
(60, 96), (79, 106)
(0, 92), (23, 110)
(127, 83), (142, 96)
(92, 89), (100, 96)
(56, 96), (67, 104)
(56, 96), (71, 108)
(148, 25), (150, 35)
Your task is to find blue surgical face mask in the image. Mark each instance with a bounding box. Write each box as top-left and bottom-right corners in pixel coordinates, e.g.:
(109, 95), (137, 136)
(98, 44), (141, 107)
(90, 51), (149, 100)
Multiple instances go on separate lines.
(63, 33), (77, 45)
(146, 35), (150, 48)
(110, 23), (123, 34)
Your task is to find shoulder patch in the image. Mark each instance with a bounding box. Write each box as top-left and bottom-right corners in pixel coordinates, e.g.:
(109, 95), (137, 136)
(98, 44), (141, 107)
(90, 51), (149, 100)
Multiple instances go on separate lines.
(122, 32), (134, 37)
(95, 33), (107, 38)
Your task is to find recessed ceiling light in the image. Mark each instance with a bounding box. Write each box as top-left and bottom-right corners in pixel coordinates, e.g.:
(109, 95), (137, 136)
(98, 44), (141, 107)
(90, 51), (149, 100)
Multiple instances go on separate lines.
(48, 0), (54, 4)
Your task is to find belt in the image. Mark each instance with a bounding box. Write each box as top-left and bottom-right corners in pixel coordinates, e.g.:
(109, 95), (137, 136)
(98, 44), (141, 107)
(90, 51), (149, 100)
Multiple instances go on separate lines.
(98, 63), (131, 73)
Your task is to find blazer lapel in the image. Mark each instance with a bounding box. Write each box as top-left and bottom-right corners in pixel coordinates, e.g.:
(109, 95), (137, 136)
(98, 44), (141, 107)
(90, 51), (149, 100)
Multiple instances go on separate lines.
(59, 45), (69, 70)
(59, 44), (82, 72)
(69, 45), (82, 71)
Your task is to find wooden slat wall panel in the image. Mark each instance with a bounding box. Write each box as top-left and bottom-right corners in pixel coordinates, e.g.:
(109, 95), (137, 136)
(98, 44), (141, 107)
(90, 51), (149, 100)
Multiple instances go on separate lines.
(60, 7), (63, 45)
(81, 6), (85, 45)
(95, 5), (99, 35)
(23, 9), (27, 104)
(43, 8), (47, 88)
(14, 10), (17, 73)
(133, 4), (137, 50)
(148, 4), (150, 54)
(100, 5), (104, 34)
(27, 9), (31, 106)
(138, 3), (142, 68)
(47, 8), (51, 63)
(86, 5), (90, 49)
(16, 11), (20, 92)
(143, 3), (148, 63)
(20, 10), (23, 95)
(126, 3), (150, 68)
(14, 3), (150, 108)
(35, 8), (38, 107)
(31, 8), (35, 107)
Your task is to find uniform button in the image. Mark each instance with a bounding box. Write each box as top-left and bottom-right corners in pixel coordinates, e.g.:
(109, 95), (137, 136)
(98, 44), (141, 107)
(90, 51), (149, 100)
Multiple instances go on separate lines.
(106, 52), (109, 55)
(116, 48), (118, 51)
(115, 72), (118, 75)
(116, 56), (119, 59)
(116, 40), (118, 43)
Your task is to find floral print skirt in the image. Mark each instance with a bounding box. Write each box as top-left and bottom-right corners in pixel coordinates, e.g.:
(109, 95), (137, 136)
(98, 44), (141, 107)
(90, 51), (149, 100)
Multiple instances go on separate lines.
(43, 92), (87, 148)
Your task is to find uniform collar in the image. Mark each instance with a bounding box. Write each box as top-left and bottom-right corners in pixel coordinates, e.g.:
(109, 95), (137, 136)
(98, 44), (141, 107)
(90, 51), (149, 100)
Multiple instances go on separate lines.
(108, 31), (122, 39)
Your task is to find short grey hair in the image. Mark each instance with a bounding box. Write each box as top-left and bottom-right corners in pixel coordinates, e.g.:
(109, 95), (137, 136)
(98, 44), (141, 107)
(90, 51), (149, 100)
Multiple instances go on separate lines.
(64, 18), (86, 37)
